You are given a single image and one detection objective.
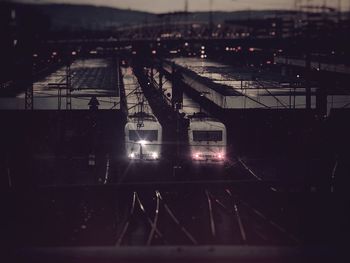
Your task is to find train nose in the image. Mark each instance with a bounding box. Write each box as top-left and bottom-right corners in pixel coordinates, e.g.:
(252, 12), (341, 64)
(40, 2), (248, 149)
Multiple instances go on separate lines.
(152, 152), (159, 159)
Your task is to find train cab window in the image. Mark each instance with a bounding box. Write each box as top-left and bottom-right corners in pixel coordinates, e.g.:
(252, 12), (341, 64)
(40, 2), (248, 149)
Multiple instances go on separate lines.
(193, 130), (223, 141)
(129, 130), (158, 141)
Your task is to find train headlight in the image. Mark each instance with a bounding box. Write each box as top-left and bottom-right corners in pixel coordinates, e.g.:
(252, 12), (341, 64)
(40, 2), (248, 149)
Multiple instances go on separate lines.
(129, 152), (135, 159)
(138, 140), (147, 146)
(217, 153), (224, 159)
(152, 152), (159, 159)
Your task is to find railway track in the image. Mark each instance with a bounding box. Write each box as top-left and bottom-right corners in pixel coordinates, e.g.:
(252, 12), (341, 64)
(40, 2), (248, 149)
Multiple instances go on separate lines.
(113, 186), (299, 246)
(115, 190), (198, 246)
(205, 188), (299, 245)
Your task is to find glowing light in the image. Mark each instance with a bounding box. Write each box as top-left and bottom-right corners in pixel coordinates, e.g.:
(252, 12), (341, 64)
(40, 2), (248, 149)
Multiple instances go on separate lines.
(11, 9), (16, 20)
(193, 153), (200, 159)
(129, 152), (135, 159)
(217, 153), (224, 159)
(152, 50), (156, 54)
(152, 152), (159, 159)
(201, 46), (205, 50)
(138, 140), (147, 146)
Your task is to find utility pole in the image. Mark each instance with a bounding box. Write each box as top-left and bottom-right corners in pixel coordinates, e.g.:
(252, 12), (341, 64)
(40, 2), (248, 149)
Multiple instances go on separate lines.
(305, 0), (312, 110)
(184, 0), (189, 37)
(159, 61), (163, 91)
(171, 63), (183, 111)
(305, 54), (312, 110)
(337, 0), (341, 23)
(25, 58), (34, 110)
(48, 61), (72, 110)
(199, 92), (210, 112)
(209, 0), (214, 37)
(116, 58), (120, 94)
(171, 63), (184, 164)
(66, 63), (72, 110)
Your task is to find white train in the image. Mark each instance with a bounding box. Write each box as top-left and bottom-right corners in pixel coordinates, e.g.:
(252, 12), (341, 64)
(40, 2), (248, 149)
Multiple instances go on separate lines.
(167, 83), (227, 163)
(188, 113), (227, 163)
(125, 112), (162, 160)
(122, 67), (162, 161)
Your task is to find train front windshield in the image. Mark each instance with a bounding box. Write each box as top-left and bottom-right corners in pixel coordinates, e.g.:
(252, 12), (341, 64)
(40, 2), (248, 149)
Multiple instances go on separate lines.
(193, 131), (223, 142)
(129, 130), (158, 142)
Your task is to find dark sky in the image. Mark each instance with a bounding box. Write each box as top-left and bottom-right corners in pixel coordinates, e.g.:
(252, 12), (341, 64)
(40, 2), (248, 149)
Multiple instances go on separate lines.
(14, 0), (347, 13)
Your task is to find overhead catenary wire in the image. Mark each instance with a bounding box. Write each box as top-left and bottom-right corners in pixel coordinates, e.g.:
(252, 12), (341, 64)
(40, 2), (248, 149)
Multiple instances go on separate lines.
(255, 80), (288, 108)
(32, 90), (119, 105)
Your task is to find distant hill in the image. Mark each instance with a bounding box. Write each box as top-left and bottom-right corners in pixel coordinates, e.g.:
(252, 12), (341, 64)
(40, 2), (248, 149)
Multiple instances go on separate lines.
(3, 2), (298, 32)
(33, 4), (157, 31)
(170, 10), (297, 23)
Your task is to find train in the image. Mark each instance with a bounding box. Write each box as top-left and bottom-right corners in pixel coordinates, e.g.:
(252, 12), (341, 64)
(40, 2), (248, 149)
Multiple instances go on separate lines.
(125, 112), (162, 160)
(187, 112), (227, 163)
(122, 64), (226, 163)
(122, 67), (162, 161)
(178, 93), (227, 163)
(158, 59), (228, 163)
(153, 64), (228, 163)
